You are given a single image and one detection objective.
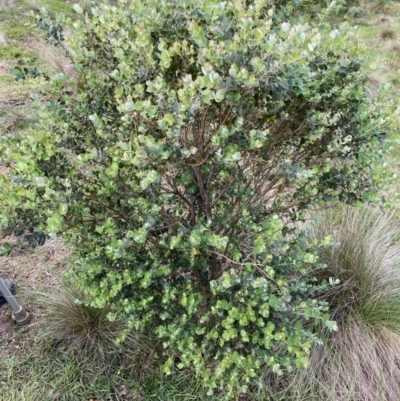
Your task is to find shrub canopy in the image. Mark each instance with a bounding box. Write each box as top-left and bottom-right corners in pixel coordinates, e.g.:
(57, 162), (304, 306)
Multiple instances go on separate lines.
(0, 0), (397, 396)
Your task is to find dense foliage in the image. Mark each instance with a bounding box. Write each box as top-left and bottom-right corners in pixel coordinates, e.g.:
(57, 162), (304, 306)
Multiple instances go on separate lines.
(0, 0), (397, 396)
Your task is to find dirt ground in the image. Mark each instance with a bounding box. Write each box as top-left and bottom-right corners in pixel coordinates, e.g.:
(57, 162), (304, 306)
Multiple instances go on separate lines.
(0, 237), (71, 360)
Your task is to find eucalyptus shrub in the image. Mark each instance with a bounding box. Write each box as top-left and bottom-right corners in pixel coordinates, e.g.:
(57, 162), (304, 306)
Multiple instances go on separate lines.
(0, 0), (397, 396)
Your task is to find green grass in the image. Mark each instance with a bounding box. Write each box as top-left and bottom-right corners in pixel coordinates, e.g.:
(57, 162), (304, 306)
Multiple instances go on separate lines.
(40, 0), (79, 19)
(0, 346), (224, 401)
(0, 104), (37, 135)
(0, 346), (142, 401)
(0, 75), (40, 102)
(0, 44), (38, 63)
(355, 2), (400, 88)
(0, 0), (75, 134)
(0, 2), (34, 40)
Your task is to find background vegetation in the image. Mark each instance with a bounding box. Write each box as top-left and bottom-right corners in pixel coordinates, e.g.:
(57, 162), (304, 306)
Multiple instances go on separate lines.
(1, 0), (400, 400)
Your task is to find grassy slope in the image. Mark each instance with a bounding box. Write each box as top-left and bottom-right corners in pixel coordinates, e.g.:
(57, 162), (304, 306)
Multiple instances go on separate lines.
(1, 1), (400, 401)
(0, 0), (74, 136)
(354, 2), (400, 194)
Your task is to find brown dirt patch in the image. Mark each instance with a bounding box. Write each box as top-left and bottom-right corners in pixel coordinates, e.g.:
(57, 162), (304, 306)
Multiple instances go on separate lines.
(23, 36), (75, 77)
(0, 236), (71, 359)
(0, 236), (71, 291)
(0, 61), (10, 75)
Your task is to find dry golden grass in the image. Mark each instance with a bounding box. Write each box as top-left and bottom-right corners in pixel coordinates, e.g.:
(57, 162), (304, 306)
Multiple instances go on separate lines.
(263, 205), (400, 401)
(308, 206), (400, 401)
(23, 37), (75, 76)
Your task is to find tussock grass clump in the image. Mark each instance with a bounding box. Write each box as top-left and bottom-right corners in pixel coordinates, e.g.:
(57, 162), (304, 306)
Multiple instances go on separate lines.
(380, 28), (397, 40)
(305, 205), (400, 401)
(39, 284), (138, 352)
(261, 205), (400, 401)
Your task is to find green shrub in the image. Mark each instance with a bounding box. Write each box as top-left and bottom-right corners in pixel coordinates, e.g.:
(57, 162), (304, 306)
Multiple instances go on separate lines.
(347, 6), (366, 18)
(0, 0), (397, 397)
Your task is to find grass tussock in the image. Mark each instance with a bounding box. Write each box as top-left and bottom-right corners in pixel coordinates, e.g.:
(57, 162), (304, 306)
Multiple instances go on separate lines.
(38, 283), (130, 350)
(260, 205), (400, 401)
(37, 281), (160, 372)
(305, 205), (400, 401)
(380, 28), (397, 40)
